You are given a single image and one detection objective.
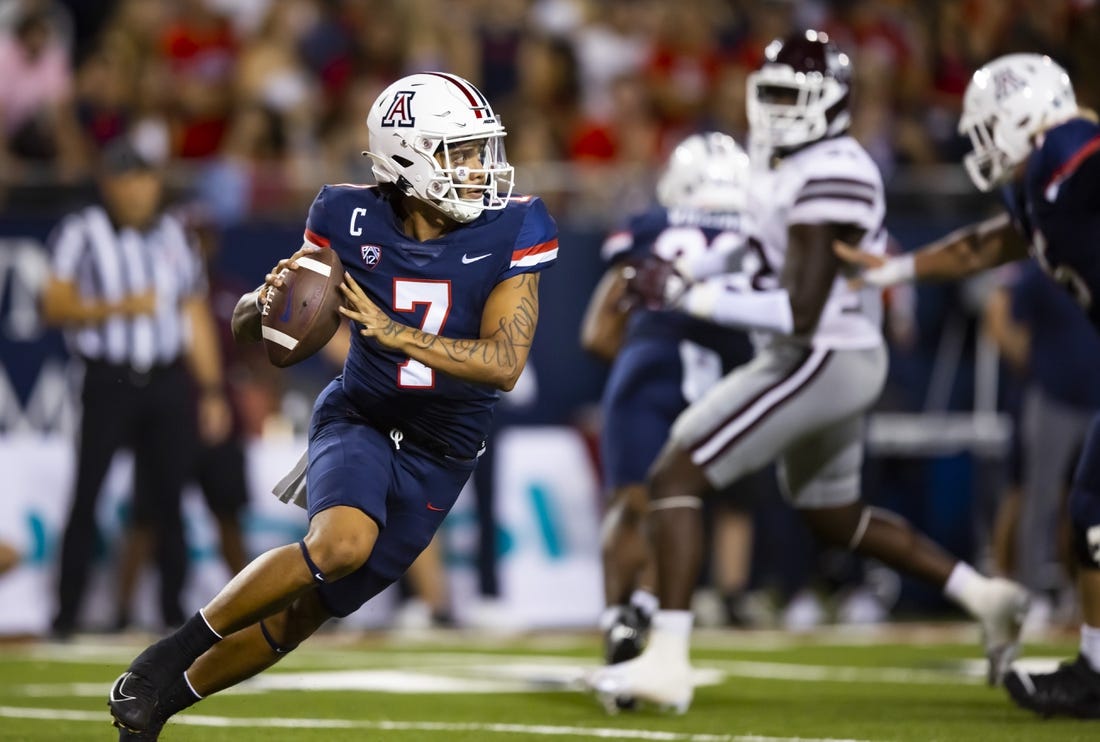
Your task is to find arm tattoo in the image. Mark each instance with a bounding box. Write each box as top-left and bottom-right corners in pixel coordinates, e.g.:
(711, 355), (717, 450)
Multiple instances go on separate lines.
(392, 273), (540, 372)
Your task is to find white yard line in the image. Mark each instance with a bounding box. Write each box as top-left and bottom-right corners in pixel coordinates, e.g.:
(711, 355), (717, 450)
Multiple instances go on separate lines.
(11, 654), (1068, 699)
(0, 705), (877, 742)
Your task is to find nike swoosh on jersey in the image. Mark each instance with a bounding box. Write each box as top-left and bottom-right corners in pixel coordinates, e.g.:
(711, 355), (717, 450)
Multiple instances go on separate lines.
(426, 502), (446, 511)
(462, 253), (491, 264)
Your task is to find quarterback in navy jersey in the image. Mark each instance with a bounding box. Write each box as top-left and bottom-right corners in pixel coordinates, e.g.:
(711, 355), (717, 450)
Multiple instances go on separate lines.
(839, 54), (1100, 718)
(581, 132), (761, 677)
(306, 180), (556, 462)
(107, 72), (556, 740)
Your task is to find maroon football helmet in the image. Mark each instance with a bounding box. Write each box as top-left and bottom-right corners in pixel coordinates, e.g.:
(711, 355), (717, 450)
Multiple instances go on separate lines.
(747, 30), (852, 152)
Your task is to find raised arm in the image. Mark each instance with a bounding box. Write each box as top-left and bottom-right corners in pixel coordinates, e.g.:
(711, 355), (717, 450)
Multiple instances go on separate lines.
(340, 271), (540, 391)
(668, 223), (852, 337)
(911, 212), (1028, 279)
(834, 212), (1028, 287)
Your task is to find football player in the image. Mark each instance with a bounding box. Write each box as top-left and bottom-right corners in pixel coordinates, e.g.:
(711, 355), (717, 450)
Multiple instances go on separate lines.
(580, 132), (767, 690)
(107, 72), (558, 740)
(836, 53), (1100, 719)
(587, 30), (1030, 713)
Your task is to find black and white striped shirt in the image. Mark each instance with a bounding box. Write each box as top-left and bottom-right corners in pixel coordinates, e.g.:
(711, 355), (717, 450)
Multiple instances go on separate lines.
(49, 205), (204, 370)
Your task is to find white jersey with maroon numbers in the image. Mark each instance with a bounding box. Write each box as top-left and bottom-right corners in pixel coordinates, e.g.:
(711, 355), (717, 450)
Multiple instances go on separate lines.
(751, 135), (886, 350)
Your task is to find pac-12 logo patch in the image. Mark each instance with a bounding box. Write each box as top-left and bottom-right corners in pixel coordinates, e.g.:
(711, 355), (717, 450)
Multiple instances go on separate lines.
(361, 244), (382, 270)
(381, 91), (415, 127)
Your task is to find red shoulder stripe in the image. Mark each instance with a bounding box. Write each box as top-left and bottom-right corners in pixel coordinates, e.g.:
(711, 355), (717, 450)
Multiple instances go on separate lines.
(1045, 134), (1100, 192)
(304, 228), (331, 248)
(511, 238), (558, 261)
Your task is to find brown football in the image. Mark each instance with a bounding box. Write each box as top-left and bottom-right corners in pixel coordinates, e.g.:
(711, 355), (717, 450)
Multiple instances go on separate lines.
(260, 248), (345, 367)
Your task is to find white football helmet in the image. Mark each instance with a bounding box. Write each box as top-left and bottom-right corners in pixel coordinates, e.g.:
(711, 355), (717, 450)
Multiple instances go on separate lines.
(656, 131), (750, 212)
(959, 54), (1077, 192)
(746, 30), (852, 152)
(365, 72), (515, 222)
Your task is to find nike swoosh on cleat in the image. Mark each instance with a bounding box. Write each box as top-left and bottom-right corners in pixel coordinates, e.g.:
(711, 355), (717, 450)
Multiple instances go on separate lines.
(462, 253), (491, 264)
(109, 673), (137, 703)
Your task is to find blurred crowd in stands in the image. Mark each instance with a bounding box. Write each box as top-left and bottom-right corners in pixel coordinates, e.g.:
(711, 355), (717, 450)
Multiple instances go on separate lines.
(1, 0), (1098, 225)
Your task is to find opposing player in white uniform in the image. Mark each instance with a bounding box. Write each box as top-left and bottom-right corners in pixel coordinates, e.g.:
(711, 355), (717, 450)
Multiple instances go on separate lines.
(587, 30), (1030, 713)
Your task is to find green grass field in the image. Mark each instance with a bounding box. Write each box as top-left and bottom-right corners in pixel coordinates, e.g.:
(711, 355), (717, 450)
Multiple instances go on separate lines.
(0, 625), (1093, 741)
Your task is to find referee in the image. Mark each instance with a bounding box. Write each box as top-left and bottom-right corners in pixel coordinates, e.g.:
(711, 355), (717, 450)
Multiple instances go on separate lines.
(41, 137), (230, 636)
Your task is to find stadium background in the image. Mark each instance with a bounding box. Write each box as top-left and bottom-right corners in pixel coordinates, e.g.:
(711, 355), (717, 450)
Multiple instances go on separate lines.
(0, 0), (1097, 636)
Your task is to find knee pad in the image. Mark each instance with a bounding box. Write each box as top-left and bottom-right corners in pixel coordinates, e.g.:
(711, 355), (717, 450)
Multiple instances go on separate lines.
(299, 540), (327, 585)
(1069, 486), (1100, 569)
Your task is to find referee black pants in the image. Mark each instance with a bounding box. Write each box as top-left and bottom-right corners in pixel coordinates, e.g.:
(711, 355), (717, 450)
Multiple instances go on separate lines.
(54, 360), (196, 632)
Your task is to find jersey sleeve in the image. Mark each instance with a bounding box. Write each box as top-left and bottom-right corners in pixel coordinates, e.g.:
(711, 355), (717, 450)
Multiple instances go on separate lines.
(600, 209), (668, 266)
(303, 186), (333, 249)
(600, 227), (635, 265)
(49, 213), (85, 281)
(167, 215), (207, 297)
(787, 147), (884, 233)
(500, 196), (558, 280)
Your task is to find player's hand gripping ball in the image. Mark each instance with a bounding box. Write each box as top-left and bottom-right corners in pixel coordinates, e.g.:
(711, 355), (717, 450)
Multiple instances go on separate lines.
(260, 247), (345, 367)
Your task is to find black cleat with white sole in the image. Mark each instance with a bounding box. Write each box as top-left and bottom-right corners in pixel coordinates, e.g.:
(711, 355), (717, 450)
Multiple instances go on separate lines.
(1005, 654), (1100, 719)
(602, 605), (651, 711)
(108, 671), (161, 733)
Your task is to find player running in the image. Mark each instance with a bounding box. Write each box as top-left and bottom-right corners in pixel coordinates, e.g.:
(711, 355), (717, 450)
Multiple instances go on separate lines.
(836, 53), (1100, 719)
(586, 30), (1030, 713)
(107, 72), (558, 740)
(581, 132), (767, 690)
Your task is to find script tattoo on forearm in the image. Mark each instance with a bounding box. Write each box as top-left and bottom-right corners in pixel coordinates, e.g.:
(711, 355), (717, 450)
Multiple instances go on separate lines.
(392, 273), (540, 372)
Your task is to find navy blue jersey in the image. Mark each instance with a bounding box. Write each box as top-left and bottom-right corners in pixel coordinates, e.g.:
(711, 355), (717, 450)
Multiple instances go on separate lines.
(304, 184), (557, 457)
(1003, 117), (1100, 327)
(601, 205), (749, 349)
(1010, 261), (1100, 410)
(598, 204), (756, 488)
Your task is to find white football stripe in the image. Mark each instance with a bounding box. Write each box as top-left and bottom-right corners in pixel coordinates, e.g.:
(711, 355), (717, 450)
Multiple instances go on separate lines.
(296, 256), (332, 277)
(262, 325), (299, 350)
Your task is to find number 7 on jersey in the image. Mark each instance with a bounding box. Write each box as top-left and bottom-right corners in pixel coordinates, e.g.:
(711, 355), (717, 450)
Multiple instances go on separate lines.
(393, 278), (452, 388)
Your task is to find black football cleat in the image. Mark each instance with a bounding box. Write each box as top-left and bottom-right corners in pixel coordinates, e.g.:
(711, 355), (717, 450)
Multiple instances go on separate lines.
(601, 605), (652, 712)
(603, 605), (651, 665)
(108, 671), (161, 733)
(1005, 654), (1100, 719)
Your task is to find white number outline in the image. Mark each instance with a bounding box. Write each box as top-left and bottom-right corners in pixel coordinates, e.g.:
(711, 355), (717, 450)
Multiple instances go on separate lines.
(393, 278), (452, 388)
(649, 226), (774, 288)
